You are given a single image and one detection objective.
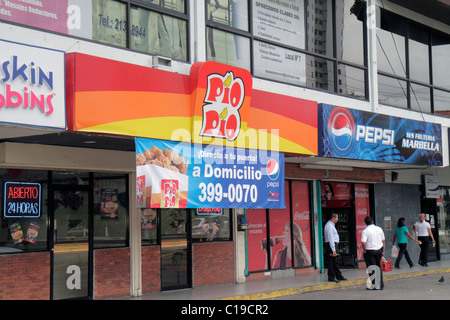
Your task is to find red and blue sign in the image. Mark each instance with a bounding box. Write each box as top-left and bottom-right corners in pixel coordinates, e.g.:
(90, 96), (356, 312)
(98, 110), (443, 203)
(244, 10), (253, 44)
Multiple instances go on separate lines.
(136, 137), (285, 209)
(319, 104), (442, 166)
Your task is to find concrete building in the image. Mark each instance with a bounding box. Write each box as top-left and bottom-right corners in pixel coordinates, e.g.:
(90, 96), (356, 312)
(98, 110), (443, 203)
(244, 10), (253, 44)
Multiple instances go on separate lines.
(0, 0), (449, 299)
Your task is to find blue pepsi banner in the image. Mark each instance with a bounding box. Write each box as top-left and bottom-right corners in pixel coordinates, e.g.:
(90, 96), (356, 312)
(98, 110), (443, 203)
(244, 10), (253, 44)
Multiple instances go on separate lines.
(319, 104), (442, 166)
(135, 138), (285, 209)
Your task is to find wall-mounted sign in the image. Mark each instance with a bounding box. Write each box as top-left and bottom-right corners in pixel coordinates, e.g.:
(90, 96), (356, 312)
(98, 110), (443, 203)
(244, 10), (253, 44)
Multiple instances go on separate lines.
(422, 175), (439, 199)
(197, 208), (222, 216)
(0, 39), (66, 129)
(319, 104), (442, 166)
(68, 53), (318, 156)
(136, 137), (285, 209)
(4, 182), (41, 218)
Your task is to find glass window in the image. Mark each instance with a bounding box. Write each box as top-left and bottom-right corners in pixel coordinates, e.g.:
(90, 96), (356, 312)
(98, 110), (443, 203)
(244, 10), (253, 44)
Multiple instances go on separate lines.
(207, 28), (251, 70)
(207, 0), (248, 31)
(337, 63), (366, 99)
(93, 173), (128, 248)
(410, 83), (431, 113)
(377, 11), (406, 77)
(140, 0), (186, 13)
(306, 0), (333, 56)
(337, 0), (365, 65)
(434, 89), (450, 115)
(378, 74), (407, 109)
(52, 171), (89, 185)
(141, 208), (158, 245)
(192, 209), (231, 242)
(0, 169), (48, 253)
(130, 6), (187, 60)
(432, 33), (450, 90)
(409, 24), (430, 83)
(306, 56), (335, 93)
(438, 187), (450, 256)
(92, 0), (127, 48)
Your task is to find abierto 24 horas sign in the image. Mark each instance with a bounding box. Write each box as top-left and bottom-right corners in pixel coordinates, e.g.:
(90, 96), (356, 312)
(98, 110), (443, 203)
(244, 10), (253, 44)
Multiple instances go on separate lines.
(319, 104), (442, 166)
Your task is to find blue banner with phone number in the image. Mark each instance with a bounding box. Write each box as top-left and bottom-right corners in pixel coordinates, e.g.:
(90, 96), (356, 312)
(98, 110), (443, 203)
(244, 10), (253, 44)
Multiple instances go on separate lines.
(135, 137), (285, 209)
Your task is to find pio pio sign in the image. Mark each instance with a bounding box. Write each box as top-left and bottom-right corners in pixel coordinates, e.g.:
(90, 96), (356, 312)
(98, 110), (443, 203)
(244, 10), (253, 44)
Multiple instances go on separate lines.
(191, 61), (252, 145)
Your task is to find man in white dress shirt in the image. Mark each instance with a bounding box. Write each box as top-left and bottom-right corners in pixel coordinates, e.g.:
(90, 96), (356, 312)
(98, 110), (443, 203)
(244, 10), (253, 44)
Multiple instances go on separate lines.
(324, 213), (346, 282)
(361, 216), (385, 290)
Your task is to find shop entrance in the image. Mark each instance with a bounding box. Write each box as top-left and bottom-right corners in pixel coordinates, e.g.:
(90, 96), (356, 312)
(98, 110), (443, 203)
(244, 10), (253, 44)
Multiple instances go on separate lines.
(160, 209), (191, 291)
(51, 187), (91, 300)
(421, 198), (440, 261)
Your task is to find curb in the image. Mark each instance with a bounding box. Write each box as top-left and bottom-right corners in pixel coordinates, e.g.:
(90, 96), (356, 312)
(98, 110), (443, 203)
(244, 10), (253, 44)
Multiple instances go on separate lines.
(220, 267), (450, 300)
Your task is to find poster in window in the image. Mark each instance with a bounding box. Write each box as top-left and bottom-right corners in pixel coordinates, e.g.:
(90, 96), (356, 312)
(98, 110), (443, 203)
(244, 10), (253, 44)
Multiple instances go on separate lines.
(291, 181), (312, 267)
(355, 183), (370, 261)
(269, 181), (292, 268)
(253, 40), (306, 86)
(252, 0), (305, 49)
(246, 209), (268, 272)
(321, 182), (351, 208)
(100, 188), (119, 219)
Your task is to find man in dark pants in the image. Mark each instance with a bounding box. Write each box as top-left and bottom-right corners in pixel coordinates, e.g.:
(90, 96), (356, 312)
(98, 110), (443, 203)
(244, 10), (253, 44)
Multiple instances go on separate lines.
(324, 213), (346, 282)
(361, 216), (385, 290)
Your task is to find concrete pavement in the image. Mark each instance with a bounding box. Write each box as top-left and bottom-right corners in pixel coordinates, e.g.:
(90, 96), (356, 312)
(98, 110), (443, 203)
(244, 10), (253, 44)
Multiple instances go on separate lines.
(125, 258), (450, 300)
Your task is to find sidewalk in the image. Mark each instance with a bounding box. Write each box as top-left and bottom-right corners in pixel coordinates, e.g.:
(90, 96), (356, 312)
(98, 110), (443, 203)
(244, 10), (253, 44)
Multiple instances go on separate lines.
(126, 258), (450, 300)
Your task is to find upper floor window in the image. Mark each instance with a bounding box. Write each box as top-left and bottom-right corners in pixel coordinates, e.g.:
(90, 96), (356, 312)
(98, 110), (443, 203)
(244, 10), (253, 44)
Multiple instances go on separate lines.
(205, 0), (367, 100)
(0, 0), (189, 62)
(376, 8), (450, 116)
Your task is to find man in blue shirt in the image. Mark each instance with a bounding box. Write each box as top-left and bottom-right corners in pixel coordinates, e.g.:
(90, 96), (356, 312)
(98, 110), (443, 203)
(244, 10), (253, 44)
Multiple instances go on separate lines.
(324, 213), (346, 282)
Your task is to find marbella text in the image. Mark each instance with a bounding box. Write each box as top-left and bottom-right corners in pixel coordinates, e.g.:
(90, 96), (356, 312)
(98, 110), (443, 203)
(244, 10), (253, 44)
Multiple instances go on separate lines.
(355, 125), (440, 152)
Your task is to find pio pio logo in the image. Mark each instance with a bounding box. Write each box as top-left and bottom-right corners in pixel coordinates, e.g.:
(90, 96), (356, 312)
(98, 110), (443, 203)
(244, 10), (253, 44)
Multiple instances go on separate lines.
(266, 159), (280, 180)
(327, 107), (356, 156)
(200, 71), (245, 141)
(161, 179), (179, 208)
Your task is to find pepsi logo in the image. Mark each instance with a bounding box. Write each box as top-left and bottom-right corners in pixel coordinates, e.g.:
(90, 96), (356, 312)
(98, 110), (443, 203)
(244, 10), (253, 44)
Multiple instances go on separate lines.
(266, 159), (280, 180)
(328, 107), (355, 154)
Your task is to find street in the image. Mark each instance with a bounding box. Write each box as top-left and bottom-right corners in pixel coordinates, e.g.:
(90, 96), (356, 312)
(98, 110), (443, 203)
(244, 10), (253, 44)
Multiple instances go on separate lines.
(270, 273), (450, 300)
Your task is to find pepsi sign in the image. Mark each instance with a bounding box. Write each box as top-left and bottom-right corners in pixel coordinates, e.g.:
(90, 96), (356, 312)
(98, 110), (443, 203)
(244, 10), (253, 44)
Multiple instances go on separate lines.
(319, 104), (442, 166)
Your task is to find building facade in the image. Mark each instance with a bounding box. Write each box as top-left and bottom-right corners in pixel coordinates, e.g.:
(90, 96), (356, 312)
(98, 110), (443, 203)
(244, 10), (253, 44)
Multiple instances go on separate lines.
(0, 0), (449, 299)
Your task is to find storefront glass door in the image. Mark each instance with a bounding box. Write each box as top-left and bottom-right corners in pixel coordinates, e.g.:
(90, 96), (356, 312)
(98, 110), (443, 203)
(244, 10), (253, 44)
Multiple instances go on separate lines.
(52, 189), (91, 300)
(160, 209), (191, 291)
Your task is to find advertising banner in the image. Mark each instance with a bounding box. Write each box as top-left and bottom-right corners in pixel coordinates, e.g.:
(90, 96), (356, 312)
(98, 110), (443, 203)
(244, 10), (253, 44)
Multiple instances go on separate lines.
(136, 137), (285, 209)
(319, 104), (443, 166)
(355, 183), (370, 261)
(68, 53), (317, 156)
(0, 39), (65, 129)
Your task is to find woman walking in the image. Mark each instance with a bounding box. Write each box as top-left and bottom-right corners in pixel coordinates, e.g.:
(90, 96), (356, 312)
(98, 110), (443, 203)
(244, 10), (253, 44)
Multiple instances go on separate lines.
(393, 218), (421, 269)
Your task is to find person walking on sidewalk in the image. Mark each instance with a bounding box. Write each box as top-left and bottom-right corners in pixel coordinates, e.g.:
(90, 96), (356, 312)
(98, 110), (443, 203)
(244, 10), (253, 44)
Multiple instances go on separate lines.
(413, 213), (436, 267)
(361, 216), (385, 290)
(393, 218), (421, 269)
(324, 213), (347, 283)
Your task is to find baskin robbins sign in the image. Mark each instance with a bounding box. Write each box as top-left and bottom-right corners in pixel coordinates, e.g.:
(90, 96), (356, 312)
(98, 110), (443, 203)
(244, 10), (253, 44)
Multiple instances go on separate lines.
(0, 39), (65, 129)
(319, 104), (442, 166)
(135, 137), (285, 209)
